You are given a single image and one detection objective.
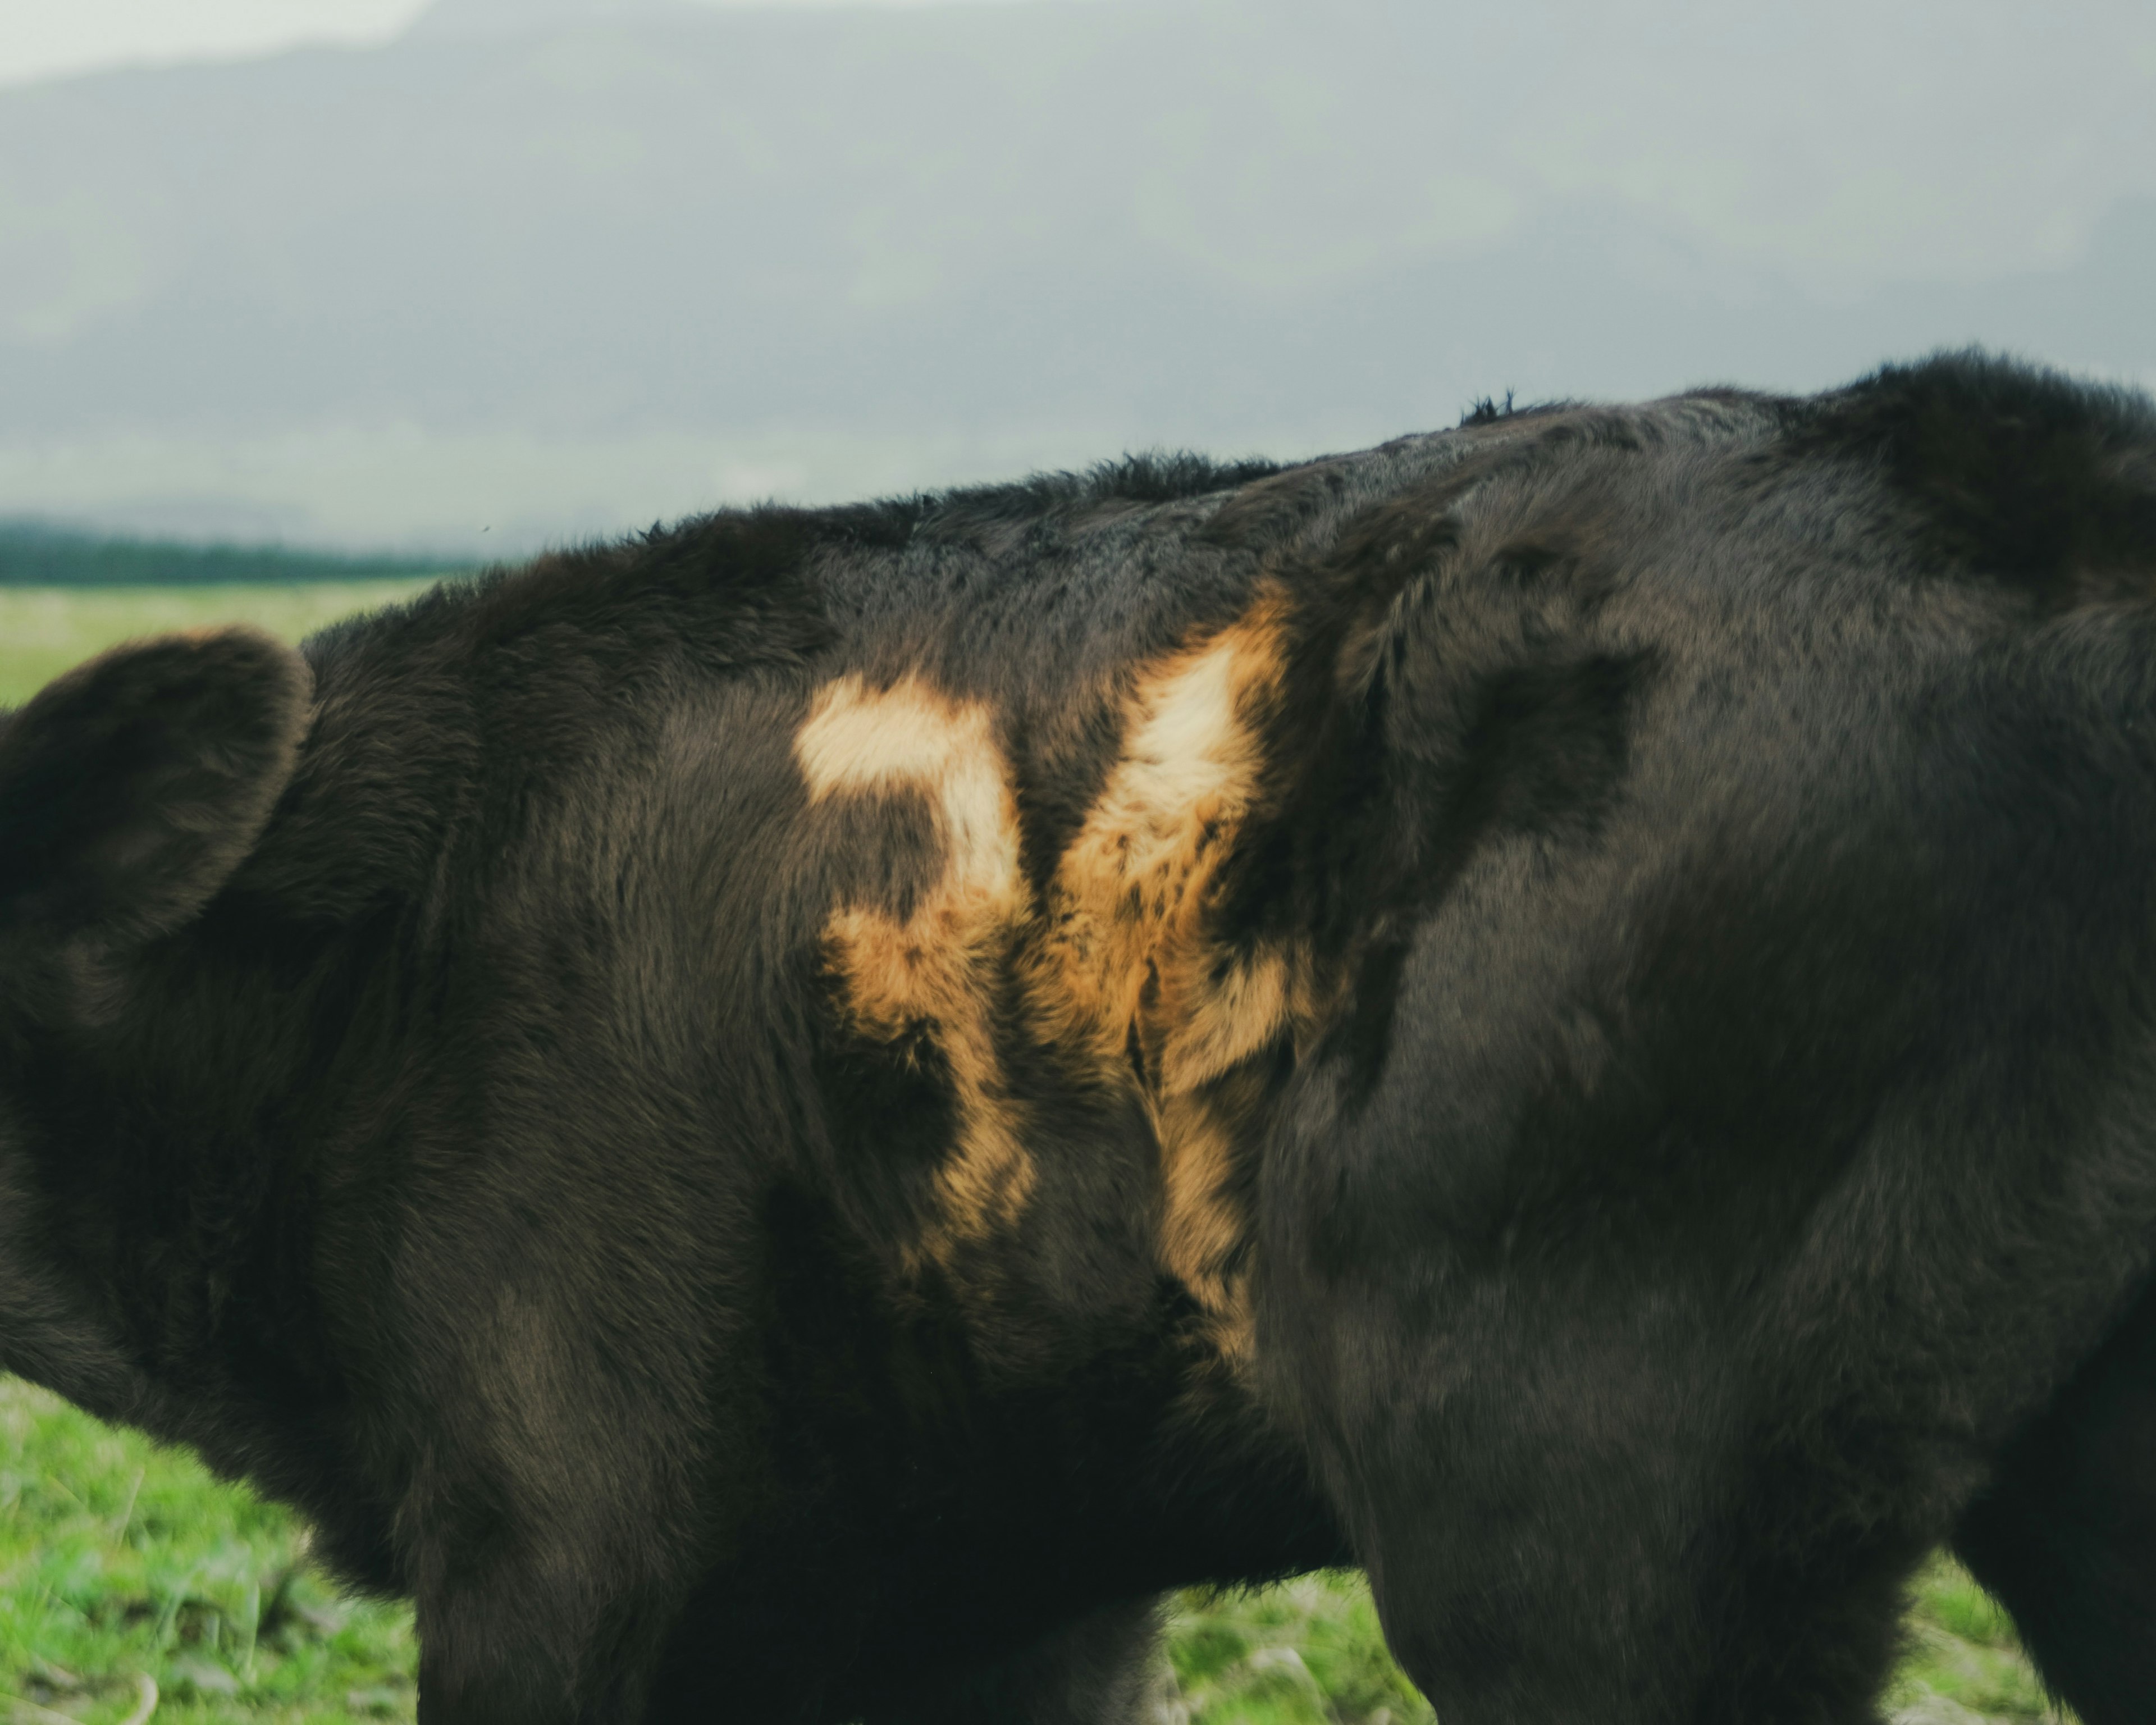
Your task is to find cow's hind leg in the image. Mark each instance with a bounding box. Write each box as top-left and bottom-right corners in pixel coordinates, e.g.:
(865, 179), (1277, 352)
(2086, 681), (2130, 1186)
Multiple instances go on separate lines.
(1349, 1439), (1925, 1723)
(1953, 1281), (2156, 1725)
(865, 1598), (1167, 1725)
(412, 1541), (688, 1725)
(1275, 1285), (1933, 1725)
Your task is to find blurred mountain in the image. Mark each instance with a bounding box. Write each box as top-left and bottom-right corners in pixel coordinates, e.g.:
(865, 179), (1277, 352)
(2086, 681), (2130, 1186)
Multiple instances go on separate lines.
(0, 0), (2150, 551)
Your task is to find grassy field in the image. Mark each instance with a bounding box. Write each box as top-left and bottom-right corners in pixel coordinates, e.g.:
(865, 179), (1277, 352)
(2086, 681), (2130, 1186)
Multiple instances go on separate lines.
(0, 585), (436, 706)
(0, 586), (2071, 1723)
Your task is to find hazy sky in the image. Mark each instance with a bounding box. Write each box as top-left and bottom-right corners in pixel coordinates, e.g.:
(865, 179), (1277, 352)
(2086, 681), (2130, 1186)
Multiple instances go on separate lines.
(0, 0), (1016, 85)
(0, 0), (2149, 549)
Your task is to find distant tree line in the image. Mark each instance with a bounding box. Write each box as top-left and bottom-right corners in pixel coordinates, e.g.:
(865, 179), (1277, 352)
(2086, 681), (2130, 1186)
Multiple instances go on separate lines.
(0, 522), (474, 586)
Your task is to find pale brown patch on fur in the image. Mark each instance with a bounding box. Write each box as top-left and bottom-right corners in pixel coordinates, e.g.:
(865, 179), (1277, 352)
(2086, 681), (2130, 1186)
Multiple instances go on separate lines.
(1025, 597), (1291, 1065)
(1024, 590), (1307, 1355)
(798, 675), (1033, 1253)
(1150, 1093), (1255, 1361)
(800, 594), (1318, 1353)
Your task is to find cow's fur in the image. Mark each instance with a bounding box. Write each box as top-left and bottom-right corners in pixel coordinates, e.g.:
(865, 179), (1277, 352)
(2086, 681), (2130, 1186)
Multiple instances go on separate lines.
(1, 352), (2154, 1724)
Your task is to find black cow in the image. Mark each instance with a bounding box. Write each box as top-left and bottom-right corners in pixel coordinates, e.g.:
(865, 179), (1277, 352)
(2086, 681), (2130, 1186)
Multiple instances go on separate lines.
(1, 352), (2152, 1725)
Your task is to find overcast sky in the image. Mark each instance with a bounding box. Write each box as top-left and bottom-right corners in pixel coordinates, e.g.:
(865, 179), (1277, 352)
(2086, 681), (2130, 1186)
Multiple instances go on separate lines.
(0, 0), (2148, 549)
(0, 0), (1027, 85)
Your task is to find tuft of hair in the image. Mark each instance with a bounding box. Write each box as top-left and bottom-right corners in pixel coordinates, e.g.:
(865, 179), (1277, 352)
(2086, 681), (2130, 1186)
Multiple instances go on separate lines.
(1460, 391), (1517, 427)
(903, 450), (1285, 537)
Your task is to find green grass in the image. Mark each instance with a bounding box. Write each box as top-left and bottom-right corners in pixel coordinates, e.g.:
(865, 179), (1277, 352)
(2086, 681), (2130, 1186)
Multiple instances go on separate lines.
(0, 1375), (2071, 1725)
(0, 585), (2076, 1722)
(0, 1379), (414, 1725)
(1162, 1562), (2071, 1725)
(1164, 1573), (1433, 1725)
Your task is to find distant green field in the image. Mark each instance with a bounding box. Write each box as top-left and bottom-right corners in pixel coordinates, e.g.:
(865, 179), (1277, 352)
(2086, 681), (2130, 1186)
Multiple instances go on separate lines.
(0, 584), (433, 706)
(0, 524), (467, 593)
(0, 585), (2070, 1722)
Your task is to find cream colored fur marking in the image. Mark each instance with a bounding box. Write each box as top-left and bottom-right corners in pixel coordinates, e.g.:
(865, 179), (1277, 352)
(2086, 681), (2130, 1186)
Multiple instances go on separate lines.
(1025, 600), (1291, 1066)
(1021, 591), (1303, 1353)
(797, 676), (1034, 1252)
(800, 597), (1314, 1353)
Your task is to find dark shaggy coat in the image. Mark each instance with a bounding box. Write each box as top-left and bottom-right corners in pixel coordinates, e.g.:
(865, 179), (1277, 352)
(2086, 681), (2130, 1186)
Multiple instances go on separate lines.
(1, 352), (2153, 1724)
